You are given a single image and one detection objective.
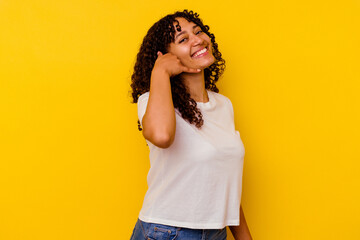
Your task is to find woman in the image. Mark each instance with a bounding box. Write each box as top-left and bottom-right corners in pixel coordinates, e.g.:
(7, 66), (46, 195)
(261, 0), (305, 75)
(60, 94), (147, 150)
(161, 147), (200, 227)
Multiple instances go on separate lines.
(130, 10), (252, 240)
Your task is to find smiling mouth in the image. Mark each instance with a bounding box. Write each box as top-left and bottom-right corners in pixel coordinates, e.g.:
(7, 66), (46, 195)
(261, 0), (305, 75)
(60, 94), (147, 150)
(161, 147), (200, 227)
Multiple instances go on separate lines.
(192, 47), (208, 58)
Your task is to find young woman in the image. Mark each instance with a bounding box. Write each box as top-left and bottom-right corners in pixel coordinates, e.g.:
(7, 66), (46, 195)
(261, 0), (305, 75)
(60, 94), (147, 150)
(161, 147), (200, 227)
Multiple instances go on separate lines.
(130, 10), (252, 240)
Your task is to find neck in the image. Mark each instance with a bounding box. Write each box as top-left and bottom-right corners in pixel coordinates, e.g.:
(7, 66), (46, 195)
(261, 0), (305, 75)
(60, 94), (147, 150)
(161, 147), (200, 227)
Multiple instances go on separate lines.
(181, 71), (209, 103)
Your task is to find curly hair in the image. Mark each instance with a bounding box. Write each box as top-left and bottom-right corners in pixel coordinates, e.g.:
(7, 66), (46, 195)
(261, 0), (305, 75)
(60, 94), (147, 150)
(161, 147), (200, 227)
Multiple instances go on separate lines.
(130, 9), (225, 130)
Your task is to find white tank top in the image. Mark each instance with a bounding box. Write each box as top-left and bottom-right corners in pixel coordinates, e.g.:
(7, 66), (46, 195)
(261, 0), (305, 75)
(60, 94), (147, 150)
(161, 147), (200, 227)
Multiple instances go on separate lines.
(137, 90), (245, 229)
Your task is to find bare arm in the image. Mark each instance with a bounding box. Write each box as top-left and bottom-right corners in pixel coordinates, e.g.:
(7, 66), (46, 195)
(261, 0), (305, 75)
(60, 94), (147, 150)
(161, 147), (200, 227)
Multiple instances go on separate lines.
(142, 67), (176, 148)
(141, 52), (200, 148)
(229, 205), (253, 240)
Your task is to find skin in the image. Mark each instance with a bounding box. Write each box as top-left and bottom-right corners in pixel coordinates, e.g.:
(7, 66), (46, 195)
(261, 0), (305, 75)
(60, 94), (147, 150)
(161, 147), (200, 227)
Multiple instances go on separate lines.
(142, 17), (213, 148)
(141, 17), (253, 239)
(229, 205), (253, 240)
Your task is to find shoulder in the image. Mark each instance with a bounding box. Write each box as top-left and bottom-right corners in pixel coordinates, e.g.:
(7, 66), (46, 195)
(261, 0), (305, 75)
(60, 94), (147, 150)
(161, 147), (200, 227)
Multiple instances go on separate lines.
(137, 92), (150, 123)
(209, 90), (233, 106)
(138, 92), (150, 103)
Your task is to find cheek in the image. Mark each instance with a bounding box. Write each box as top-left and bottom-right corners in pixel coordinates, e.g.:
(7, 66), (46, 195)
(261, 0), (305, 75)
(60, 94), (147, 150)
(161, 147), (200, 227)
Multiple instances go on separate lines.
(169, 46), (190, 59)
(178, 47), (191, 57)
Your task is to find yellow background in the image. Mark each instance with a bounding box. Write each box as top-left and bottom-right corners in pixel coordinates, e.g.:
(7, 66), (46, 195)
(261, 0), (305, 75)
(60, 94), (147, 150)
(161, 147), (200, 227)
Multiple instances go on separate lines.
(1, 0), (359, 239)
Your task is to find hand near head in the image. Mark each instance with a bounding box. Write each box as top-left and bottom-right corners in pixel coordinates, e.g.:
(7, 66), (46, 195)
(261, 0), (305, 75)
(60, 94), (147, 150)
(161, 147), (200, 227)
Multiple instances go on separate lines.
(154, 51), (201, 77)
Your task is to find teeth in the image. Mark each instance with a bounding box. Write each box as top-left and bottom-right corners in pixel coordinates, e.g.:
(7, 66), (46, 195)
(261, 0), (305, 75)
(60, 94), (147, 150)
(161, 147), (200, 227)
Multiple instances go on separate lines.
(193, 48), (207, 57)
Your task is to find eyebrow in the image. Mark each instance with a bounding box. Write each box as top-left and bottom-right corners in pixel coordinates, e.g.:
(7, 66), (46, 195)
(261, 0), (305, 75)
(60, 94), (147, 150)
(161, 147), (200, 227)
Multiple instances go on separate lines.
(174, 25), (200, 40)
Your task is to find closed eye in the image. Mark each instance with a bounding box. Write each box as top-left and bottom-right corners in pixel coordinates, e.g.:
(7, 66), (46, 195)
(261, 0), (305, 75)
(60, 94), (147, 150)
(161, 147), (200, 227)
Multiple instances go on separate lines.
(196, 30), (203, 34)
(179, 38), (187, 43)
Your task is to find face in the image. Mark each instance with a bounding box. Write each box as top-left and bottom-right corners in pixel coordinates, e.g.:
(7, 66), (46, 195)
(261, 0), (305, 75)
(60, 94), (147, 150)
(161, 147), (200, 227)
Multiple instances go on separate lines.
(167, 17), (215, 70)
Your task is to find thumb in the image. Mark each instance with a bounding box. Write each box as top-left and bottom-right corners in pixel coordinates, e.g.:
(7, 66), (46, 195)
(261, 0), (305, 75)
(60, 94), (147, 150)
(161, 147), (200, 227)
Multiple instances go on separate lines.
(157, 51), (163, 57)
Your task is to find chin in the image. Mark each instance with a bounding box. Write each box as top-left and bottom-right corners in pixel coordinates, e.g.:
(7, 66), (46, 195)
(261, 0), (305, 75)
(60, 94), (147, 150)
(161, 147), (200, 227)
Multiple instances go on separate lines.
(187, 54), (215, 70)
(199, 58), (216, 70)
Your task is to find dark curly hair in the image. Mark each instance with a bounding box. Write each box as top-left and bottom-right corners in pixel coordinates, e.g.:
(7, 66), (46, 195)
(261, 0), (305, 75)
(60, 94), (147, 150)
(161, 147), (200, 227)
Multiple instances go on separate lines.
(130, 9), (225, 130)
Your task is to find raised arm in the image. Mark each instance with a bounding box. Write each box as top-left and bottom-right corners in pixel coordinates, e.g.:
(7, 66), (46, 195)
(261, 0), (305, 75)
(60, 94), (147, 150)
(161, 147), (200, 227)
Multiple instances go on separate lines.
(141, 52), (200, 148)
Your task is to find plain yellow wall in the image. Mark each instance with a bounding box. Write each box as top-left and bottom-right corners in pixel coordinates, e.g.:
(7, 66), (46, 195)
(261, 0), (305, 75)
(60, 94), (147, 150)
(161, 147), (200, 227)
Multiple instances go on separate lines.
(1, 0), (359, 239)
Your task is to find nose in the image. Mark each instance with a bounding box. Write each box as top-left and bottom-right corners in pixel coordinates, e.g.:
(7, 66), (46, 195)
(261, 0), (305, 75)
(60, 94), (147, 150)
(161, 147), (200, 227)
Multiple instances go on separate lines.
(191, 34), (204, 46)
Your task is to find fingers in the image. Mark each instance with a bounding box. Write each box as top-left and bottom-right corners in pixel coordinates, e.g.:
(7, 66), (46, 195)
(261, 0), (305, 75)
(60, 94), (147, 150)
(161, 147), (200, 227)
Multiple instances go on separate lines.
(156, 51), (201, 74)
(182, 66), (201, 73)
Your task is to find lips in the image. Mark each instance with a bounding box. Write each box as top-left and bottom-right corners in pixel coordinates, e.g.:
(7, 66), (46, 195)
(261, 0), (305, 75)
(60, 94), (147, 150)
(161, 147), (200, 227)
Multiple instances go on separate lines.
(191, 47), (208, 58)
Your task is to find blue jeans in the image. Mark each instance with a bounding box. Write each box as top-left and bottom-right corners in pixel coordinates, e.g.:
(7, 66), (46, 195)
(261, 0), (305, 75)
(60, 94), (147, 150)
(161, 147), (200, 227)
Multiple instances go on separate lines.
(130, 218), (227, 240)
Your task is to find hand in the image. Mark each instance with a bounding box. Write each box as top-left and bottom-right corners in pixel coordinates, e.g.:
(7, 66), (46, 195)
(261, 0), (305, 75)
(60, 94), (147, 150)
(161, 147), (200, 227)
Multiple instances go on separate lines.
(153, 51), (201, 77)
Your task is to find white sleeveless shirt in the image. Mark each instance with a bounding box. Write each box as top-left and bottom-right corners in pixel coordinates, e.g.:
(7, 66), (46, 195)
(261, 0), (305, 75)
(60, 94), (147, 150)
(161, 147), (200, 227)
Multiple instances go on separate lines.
(137, 90), (245, 229)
